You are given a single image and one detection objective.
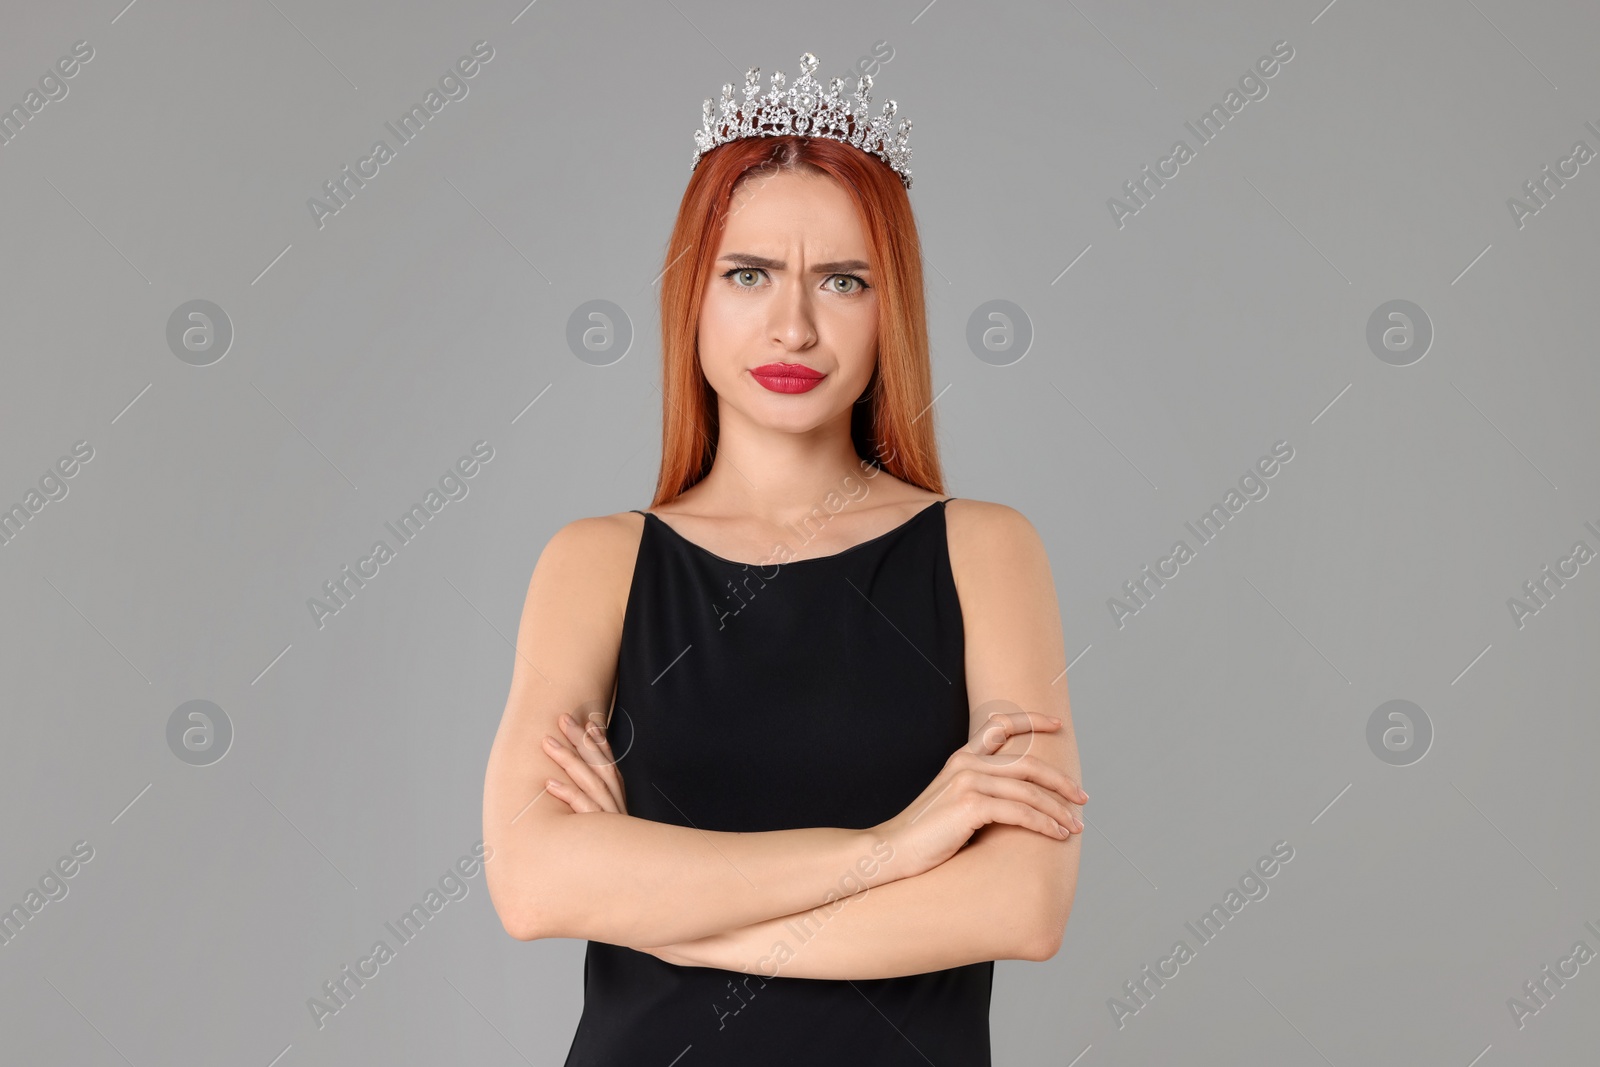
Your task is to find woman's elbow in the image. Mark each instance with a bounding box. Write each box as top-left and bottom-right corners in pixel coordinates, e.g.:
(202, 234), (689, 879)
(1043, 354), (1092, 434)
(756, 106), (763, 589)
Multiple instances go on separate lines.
(496, 905), (537, 942)
(1023, 916), (1066, 961)
(1025, 884), (1076, 961)
(484, 799), (581, 942)
(487, 875), (542, 941)
(485, 846), (559, 942)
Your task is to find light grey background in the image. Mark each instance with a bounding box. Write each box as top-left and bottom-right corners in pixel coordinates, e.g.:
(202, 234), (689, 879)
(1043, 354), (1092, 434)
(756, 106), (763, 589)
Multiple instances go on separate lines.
(2, 0), (1597, 1064)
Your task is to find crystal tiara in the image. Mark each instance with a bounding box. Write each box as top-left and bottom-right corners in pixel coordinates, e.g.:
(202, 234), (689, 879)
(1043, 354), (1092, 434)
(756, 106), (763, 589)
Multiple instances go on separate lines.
(690, 52), (914, 189)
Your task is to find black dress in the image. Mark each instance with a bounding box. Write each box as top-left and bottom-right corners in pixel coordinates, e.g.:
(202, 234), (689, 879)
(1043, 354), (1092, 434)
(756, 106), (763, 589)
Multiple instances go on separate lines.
(561, 497), (994, 1065)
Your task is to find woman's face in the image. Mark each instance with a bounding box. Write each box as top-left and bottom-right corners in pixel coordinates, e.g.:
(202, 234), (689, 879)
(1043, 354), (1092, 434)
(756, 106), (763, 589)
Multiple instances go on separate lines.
(697, 168), (879, 433)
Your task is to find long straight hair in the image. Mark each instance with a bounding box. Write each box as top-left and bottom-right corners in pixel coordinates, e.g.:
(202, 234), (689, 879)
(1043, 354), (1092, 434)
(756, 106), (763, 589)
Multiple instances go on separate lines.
(649, 135), (945, 506)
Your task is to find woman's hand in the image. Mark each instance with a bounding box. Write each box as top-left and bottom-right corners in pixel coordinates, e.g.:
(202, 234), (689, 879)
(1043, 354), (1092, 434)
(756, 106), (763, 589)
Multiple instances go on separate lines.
(541, 711), (627, 814)
(872, 709), (1087, 881)
(543, 714), (712, 963)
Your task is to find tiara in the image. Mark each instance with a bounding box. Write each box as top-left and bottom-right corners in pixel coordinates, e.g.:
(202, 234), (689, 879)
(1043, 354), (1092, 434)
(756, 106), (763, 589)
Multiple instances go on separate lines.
(691, 52), (914, 189)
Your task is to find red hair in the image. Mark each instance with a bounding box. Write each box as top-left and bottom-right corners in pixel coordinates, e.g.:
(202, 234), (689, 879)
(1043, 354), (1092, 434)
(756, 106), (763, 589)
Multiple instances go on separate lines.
(648, 135), (945, 506)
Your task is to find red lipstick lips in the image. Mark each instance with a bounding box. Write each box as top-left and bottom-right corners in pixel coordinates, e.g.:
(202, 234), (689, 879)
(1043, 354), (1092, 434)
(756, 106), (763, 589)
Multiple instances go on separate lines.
(751, 362), (826, 394)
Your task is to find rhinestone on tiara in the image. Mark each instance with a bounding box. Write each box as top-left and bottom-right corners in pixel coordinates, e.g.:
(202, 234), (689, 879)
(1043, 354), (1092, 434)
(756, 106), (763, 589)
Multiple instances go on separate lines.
(691, 52), (914, 189)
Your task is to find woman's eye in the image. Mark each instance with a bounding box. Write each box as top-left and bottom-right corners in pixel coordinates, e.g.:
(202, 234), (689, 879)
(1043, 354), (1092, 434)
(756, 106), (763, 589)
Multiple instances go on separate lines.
(723, 268), (867, 293)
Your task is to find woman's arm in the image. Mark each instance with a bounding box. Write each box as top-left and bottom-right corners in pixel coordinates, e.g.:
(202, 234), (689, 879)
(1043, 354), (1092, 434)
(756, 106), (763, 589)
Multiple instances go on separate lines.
(637, 770), (1079, 979)
(947, 500), (1084, 955)
(483, 514), (895, 947)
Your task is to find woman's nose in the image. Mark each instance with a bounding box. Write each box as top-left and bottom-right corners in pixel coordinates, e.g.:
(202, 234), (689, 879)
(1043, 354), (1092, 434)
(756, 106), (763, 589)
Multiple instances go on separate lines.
(769, 281), (818, 348)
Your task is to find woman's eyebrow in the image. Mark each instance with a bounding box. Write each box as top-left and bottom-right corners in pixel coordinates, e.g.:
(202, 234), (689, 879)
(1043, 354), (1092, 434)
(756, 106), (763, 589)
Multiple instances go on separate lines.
(719, 253), (871, 272)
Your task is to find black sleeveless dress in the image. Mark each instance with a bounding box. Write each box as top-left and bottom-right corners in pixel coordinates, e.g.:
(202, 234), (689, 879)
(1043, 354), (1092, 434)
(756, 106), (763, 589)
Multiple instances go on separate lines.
(561, 497), (993, 1065)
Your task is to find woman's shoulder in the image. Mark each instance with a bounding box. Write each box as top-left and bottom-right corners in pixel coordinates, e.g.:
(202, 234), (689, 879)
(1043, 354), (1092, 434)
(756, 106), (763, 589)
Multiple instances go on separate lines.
(533, 511), (649, 606)
(943, 495), (1039, 543)
(942, 496), (1051, 593)
(550, 509), (647, 540)
(541, 510), (646, 556)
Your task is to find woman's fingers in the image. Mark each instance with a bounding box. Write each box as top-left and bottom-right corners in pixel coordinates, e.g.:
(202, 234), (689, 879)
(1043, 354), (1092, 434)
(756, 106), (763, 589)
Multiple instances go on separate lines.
(558, 713), (627, 808)
(544, 777), (599, 813)
(542, 732), (622, 813)
(969, 772), (1083, 834)
(967, 709), (1062, 757)
(967, 709), (1085, 796)
(980, 794), (1075, 839)
(964, 746), (1088, 806)
(562, 712), (616, 768)
(581, 720), (626, 799)
(583, 720), (627, 808)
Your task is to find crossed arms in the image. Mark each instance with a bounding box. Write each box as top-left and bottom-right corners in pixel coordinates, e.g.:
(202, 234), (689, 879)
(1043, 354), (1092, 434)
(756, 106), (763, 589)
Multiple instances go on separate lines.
(481, 501), (1084, 981)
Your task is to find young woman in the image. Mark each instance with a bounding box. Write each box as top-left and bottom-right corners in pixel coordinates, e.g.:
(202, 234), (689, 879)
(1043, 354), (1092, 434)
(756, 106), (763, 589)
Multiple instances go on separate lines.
(482, 53), (1087, 1065)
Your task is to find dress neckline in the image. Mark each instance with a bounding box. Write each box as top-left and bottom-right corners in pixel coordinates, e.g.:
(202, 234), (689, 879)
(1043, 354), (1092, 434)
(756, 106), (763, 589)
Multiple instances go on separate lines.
(637, 498), (953, 568)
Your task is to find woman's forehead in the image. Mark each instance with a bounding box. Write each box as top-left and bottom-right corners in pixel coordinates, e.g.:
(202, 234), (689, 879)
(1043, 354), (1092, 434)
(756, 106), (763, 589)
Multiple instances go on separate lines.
(720, 176), (867, 253)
